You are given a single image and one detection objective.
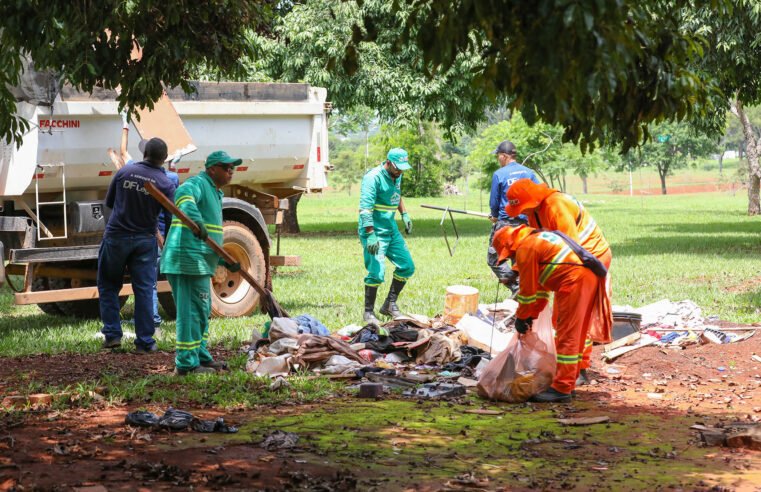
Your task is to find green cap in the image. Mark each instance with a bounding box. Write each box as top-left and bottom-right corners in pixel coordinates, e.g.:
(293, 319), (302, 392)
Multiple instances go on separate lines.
(205, 150), (243, 169)
(387, 148), (411, 170)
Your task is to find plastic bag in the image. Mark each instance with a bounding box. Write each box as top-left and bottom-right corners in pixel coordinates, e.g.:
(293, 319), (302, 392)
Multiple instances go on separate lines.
(477, 305), (556, 402)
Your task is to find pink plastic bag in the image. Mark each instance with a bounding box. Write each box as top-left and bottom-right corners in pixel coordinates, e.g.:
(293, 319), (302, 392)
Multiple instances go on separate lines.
(477, 305), (556, 403)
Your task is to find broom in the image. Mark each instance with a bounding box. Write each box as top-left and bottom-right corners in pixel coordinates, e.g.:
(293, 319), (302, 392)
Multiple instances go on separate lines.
(145, 182), (289, 319)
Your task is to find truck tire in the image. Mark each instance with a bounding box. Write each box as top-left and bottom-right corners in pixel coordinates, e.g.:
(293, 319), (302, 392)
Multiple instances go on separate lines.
(32, 277), (66, 316)
(50, 277), (103, 319)
(211, 220), (266, 317)
(157, 286), (176, 320)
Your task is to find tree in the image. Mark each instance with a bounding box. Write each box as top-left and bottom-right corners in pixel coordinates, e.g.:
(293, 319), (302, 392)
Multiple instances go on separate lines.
(550, 144), (609, 194)
(684, 3), (761, 214)
(254, 0), (494, 135)
(369, 123), (447, 197)
(623, 121), (718, 194)
(1, 1), (280, 145)
(353, 0), (721, 152)
(470, 114), (561, 191)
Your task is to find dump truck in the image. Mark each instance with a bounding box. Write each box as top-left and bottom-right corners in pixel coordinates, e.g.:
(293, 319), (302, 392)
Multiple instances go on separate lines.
(0, 82), (330, 318)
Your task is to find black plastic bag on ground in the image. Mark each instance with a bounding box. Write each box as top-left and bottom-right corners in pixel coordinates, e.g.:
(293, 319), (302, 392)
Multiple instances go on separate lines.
(158, 408), (194, 430)
(192, 417), (239, 433)
(124, 411), (160, 428)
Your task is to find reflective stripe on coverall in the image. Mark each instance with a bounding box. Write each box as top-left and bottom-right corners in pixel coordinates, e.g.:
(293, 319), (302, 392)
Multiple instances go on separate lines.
(161, 172), (225, 371)
(358, 164), (415, 286)
(513, 231), (612, 394)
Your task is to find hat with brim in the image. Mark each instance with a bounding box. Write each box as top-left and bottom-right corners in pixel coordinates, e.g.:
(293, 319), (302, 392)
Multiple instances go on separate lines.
(205, 150), (243, 169)
(505, 179), (550, 217)
(491, 140), (517, 155)
(387, 148), (411, 171)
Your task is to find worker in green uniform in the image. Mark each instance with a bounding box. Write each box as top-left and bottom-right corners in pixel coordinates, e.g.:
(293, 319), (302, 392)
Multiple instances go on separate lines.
(161, 151), (242, 376)
(358, 148), (415, 325)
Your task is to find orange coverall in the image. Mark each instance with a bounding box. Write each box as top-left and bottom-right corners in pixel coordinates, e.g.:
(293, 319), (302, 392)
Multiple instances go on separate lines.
(512, 231), (612, 394)
(522, 188), (612, 367)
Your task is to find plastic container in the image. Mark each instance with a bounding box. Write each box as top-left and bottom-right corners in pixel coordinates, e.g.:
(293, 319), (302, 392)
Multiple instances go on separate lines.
(444, 285), (480, 323)
(612, 311), (642, 340)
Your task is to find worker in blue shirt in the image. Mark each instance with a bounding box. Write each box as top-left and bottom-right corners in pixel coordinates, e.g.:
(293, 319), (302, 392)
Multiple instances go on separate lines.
(117, 112), (180, 329)
(98, 137), (176, 353)
(486, 140), (541, 289)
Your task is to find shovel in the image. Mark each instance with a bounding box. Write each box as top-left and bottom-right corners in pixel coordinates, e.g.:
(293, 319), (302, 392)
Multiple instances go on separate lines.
(145, 182), (289, 319)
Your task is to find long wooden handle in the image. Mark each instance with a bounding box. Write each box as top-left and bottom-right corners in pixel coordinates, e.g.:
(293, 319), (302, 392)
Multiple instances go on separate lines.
(145, 182), (268, 298)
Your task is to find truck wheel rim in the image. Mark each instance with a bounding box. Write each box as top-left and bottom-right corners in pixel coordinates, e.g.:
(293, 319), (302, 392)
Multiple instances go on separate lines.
(212, 243), (251, 304)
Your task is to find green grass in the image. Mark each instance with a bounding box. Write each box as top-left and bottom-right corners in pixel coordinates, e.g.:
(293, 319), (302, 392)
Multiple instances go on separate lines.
(2, 187), (760, 358)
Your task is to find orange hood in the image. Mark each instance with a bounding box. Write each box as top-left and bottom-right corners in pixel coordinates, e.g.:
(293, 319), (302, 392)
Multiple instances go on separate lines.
(492, 224), (535, 263)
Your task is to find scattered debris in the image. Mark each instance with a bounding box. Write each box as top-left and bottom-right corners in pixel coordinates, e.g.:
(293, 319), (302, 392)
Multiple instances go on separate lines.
(404, 382), (466, 399)
(260, 430), (299, 450)
(691, 423), (761, 450)
(462, 409), (504, 415)
(557, 416), (611, 426)
(124, 408), (238, 433)
(357, 383), (383, 399)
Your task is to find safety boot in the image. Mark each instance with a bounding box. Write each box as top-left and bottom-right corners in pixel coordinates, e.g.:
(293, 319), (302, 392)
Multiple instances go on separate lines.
(363, 285), (380, 326)
(530, 387), (572, 403)
(379, 278), (405, 318)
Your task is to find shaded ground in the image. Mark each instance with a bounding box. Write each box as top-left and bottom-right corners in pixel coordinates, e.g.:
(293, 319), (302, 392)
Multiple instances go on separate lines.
(1, 336), (759, 491)
(0, 349), (235, 393)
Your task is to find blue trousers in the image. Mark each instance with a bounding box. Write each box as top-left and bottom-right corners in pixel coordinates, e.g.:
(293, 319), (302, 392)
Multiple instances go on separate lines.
(97, 233), (157, 349)
(152, 246), (162, 327)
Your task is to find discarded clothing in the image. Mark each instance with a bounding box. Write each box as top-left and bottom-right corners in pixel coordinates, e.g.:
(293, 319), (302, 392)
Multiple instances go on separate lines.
(292, 334), (366, 367)
(269, 317), (300, 341)
(415, 333), (462, 365)
(124, 408), (238, 433)
(295, 315), (330, 336)
(441, 345), (490, 373)
(351, 324), (420, 353)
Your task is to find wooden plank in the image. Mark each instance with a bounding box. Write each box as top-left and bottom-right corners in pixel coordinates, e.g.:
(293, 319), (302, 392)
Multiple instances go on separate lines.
(15, 281), (171, 305)
(270, 255), (301, 267)
(603, 332), (641, 352)
(132, 91), (197, 159)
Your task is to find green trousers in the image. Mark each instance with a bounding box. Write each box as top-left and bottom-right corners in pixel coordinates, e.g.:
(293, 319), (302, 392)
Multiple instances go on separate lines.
(360, 229), (415, 286)
(167, 273), (213, 371)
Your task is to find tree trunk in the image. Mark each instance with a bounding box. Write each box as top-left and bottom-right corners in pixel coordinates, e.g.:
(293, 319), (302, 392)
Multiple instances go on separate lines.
(733, 98), (761, 215)
(581, 175), (588, 194)
(658, 167), (668, 195)
(281, 193), (302, 233)
(717, 135), (726, 176)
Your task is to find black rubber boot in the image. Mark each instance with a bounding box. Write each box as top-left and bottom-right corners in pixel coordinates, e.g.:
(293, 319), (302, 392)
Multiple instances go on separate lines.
(363, 285), (380, 326)
(379, 278), (405, 318)
(530, 387), (573, 403)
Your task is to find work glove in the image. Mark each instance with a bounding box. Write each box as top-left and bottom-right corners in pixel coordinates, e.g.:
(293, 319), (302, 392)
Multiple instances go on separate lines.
(366, 232), (380, 255)
(224, 261), (241, 273)
(193, 221), (208, 241)
(401, 212), (413, 234)
(169, 150), (182, 169)
(515, 317), (533, 335)
(120, 110), (130, 130)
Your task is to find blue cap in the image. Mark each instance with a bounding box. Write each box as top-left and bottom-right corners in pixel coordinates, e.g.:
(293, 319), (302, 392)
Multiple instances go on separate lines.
(387, 148), (411, 171)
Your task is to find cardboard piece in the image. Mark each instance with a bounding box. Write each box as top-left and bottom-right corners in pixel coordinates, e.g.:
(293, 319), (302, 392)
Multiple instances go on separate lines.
(133, 91), (197, 160)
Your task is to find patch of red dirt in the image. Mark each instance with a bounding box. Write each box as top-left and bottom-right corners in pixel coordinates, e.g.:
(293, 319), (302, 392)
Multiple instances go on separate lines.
(584, 333), (761, 415)
(0, 407), (356, 491)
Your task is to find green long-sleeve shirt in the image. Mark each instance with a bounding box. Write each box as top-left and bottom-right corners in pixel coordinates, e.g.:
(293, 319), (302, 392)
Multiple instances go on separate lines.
(358, 164), (402, 236)
(161, 171), (224, 276)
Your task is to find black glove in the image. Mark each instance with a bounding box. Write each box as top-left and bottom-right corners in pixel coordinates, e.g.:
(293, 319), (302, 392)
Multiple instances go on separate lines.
(193, 221), (208, 241)
(515, 317), (533, 334)
(224, 261), (241, 273)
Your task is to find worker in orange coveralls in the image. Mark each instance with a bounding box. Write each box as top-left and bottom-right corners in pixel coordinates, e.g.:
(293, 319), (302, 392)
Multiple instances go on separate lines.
(492, 224), (612, 402)
(505, 178), (612, 387)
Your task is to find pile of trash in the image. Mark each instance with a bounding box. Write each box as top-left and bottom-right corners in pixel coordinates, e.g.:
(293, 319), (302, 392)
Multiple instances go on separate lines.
(603, 299), (756, 362)
(242, 298), (561, 403)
